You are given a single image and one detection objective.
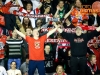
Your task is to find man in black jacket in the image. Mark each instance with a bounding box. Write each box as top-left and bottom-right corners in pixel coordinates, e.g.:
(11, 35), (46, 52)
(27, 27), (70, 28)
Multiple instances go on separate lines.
(57, 26), (100, 75)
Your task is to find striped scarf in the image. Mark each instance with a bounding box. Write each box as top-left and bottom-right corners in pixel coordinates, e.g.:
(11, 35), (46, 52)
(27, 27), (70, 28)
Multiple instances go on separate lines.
(55, 42), (70, 62)
(54, 73), (66, 75)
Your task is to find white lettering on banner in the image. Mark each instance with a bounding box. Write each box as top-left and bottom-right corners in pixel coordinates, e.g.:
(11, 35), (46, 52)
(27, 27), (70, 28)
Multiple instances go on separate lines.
(74, 38), (84, 43)
(46, 39), (68, 43)
(41, 28), (76, 33)
(64, 28), (75, 33)
(14, 11), (50, 18)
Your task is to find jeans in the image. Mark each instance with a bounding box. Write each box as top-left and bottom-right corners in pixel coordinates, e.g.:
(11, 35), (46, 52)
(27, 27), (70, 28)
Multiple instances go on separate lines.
(28, 60), (45, 75)
(0, 59), (4, 67)
(70, 56), (87, 75)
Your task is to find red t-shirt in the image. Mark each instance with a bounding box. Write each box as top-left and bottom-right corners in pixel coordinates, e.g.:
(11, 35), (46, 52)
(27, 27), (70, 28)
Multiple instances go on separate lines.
(26, 35), (47, 60)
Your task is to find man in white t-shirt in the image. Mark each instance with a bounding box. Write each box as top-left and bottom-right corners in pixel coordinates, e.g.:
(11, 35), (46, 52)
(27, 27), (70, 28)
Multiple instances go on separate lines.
(7, 61), (22, 75)
(0, 66), (7, 75)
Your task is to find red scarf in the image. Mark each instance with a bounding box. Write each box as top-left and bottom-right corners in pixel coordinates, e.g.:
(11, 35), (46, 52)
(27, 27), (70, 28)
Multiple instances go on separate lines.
(87, 62), (97, 72)
(55, 73), (65, 75)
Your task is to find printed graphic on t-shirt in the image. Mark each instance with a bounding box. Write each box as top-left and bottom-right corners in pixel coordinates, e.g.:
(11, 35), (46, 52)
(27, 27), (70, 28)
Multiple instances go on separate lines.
(34, 41), (40, 49)
(45, 61), (53, 67)
(0, 42), (4, 50)
(59, 13), (63, 18)
(74, 38), (84, 43)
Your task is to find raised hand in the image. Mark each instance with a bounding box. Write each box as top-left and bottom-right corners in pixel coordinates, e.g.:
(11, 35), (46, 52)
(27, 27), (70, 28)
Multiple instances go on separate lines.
(71, 5), (74, 11)
(52, 22), (57, 28)
(56, 5), (60, 10)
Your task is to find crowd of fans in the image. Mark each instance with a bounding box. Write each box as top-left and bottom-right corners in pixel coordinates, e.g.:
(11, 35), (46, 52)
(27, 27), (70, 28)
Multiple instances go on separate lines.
(0, 0), (100, 75)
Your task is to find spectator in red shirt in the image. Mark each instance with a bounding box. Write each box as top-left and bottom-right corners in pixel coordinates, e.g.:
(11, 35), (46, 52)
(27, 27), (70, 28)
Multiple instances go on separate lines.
(15, 22), (58, 75)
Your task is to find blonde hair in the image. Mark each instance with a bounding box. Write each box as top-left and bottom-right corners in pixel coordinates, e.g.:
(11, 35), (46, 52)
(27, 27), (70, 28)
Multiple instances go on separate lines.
(88, 54), (96, 61)
(56, 65), (64, 72)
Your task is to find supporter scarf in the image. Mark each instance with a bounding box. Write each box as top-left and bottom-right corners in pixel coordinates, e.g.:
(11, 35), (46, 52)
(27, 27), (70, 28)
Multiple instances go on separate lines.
(49, 14), (53, 25)
(35, 8), (40, 15)
(13, 10), (50, 18)
(41, 25), (97, 32)
(55, 73), (65, 75)
(87, 62), (97, 72)
(55, 45), (58, 62)
(55, 42), (70, 62)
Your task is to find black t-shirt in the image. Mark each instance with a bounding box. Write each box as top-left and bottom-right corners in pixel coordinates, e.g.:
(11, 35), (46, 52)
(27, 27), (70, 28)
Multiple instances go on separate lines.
(44, 52), (55, 73)
(59, 8), (65, 19)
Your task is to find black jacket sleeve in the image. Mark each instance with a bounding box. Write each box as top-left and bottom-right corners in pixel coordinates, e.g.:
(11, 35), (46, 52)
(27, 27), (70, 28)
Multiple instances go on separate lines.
(87, 47), (94, 55)
(95, 67), (100, 74)
(61, 31), (72, 42)
(87, 30), (99, 41)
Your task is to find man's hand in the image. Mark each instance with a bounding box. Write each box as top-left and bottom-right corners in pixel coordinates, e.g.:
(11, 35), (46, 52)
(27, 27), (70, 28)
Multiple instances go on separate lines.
(24, 72), (28, 75)
(52, 22), (57, 28)
(92, 71), (94, 75)
(56, 5), (60, 10)
(14, 27), (17, 31)
(11, 0), (16, 2)
(96, 26), (100, 32)
(11, 0), (19, 5)
(71, 5), (74, 11)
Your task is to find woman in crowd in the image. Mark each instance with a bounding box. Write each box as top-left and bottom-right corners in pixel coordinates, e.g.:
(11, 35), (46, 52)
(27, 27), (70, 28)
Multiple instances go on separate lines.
(53, 65), (67, 75)
(16, 16), (33, 34)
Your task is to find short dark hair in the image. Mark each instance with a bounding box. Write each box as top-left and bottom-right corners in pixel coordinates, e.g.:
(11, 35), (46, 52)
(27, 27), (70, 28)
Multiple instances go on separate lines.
(26, 1), (33, 6)
(24, 1), (33, 10)
(10, 61), (17, 65)
(59, 0), (64, 3)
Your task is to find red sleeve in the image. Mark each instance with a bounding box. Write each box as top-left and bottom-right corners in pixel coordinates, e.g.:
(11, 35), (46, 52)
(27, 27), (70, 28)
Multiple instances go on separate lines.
(2, 1), (12, 14)
(25, 36), (31, 42)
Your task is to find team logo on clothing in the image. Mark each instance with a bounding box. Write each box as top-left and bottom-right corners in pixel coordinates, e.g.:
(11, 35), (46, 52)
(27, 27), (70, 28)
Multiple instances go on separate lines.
(34, 41), (40, 49)
(45, 61), (53, 67)
(74, 38), (84, 43)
